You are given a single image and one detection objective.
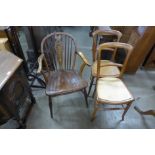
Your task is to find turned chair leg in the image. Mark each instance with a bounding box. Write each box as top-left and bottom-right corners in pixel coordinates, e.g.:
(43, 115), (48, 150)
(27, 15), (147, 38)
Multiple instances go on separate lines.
(49, 96), (53, 118)
(88, 76), (95, 96)
(91, 101), (98, 121)
(91, 108), (97, 121)
(82, 88), (89, 108)
(122, 102), (132, 121)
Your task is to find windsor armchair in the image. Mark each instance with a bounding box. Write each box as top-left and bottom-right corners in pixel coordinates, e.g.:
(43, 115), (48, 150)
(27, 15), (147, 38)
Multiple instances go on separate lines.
(88, 29), (122, 96)
(37, 32), (90, 118)
(91, 42), (134, 121)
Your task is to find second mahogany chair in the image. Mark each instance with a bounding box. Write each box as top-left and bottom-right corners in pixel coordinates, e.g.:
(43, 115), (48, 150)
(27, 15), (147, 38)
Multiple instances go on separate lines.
(37, 32), (90, 118)
(88, 29), (122, 96)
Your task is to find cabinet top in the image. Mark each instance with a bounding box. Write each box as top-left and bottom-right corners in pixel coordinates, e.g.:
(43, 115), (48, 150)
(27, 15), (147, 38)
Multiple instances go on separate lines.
(0, 51), (23, 90)
(0, 26), (9, 31)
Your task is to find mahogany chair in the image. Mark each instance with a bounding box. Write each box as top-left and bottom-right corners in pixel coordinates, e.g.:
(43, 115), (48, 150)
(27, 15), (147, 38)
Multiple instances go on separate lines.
(91, 42), (134, 121)
(88, 29), (122, 96)
(37, 32), (91, 118)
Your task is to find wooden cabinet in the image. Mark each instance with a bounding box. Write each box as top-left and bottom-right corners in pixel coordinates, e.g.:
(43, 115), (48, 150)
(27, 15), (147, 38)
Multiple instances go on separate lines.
(111, 26), (138, 43)
(143, 44), (155, 68)
(126, 27), (155, 73)
(0, 52), (35, 128)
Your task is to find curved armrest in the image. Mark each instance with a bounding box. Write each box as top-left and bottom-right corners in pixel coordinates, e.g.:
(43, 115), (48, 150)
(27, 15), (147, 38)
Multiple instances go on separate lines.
(76, 51), (91, 66)
(76, 51), (91, 77)
(102, 47), (115, 51)
(37, 53), (44, 73)
(37, 53), (48, 84)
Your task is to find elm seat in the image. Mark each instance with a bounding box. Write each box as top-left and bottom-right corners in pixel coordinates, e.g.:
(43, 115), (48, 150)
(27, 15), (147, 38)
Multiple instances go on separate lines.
(97, 77), (134, 103)
(46, 70), (88, 96)
(92, 60), (120, 77)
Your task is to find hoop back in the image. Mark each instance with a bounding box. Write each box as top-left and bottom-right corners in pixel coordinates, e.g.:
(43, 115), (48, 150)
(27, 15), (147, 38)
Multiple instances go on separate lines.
(41, 32), (77, 71)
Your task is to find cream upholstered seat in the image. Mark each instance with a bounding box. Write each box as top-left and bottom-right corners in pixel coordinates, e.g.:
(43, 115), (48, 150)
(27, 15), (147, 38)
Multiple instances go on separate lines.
(97, 77), (134, 103)
(92, 60), (120, 77)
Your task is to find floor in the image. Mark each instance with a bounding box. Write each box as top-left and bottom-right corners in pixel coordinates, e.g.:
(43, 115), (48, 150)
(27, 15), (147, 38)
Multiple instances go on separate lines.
(1, 26), (155, 129)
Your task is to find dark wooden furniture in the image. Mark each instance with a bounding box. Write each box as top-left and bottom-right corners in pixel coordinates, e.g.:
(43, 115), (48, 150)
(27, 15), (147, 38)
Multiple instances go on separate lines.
(125, 27), (155, 73)
(143, 44), (155, 68)
(88, 29), (122, 96)
(91, 42), (134, 121)
(0, 26), (46, 89)
(3, 27), (30, 74)
(111, 26), (138, 43)
(37, 32), (90, 118)
(0, 51), (35, 128)
(27, 26), (63, 54)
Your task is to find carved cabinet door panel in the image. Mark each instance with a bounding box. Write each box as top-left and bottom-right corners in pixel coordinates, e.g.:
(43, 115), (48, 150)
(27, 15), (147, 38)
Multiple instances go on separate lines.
(0, 68), (30, 124)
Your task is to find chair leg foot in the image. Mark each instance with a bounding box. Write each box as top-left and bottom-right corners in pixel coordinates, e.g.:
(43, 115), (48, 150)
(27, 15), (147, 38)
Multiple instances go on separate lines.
(91, 108), (97, 121)
(122, 102), (132, 121)
(83, 88), (88, 108)
(49, 96), (53, 118)
(88, 76), (94, 96)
